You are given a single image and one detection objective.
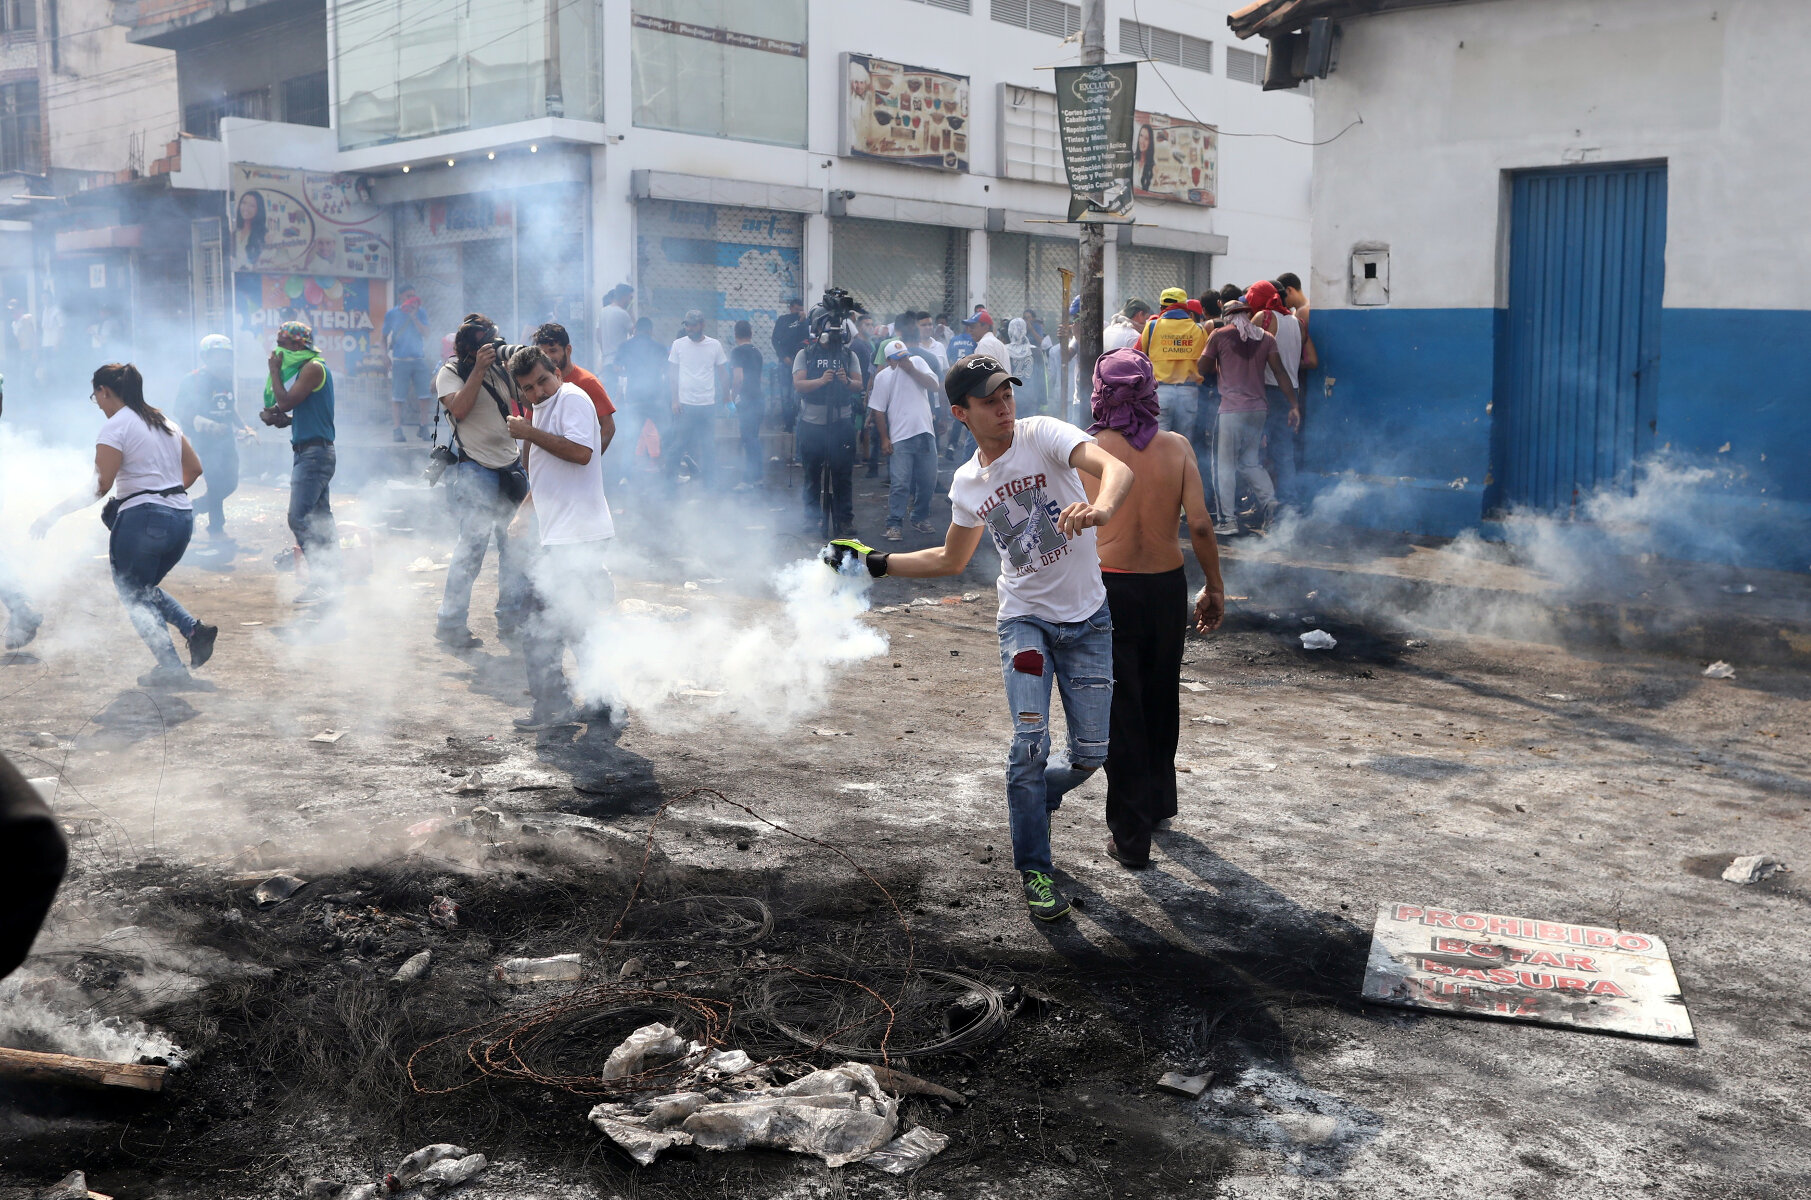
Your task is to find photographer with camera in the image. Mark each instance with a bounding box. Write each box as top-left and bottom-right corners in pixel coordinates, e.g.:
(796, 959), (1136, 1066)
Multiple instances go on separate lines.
(433, 314), (531, 651)
(792, 290), (866, 536)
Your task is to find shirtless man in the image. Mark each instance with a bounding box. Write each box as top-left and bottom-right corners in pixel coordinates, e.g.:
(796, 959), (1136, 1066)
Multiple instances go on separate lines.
(1084, 348), (1225, 867)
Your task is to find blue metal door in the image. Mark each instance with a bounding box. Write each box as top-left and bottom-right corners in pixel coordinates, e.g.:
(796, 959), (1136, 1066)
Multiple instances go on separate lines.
(1495, 162), (1666, 512)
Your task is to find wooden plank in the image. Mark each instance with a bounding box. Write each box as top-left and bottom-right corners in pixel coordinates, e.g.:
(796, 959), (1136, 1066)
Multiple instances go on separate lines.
(0, 1045), (166, 1093)
(869, 1064), (966, 1105)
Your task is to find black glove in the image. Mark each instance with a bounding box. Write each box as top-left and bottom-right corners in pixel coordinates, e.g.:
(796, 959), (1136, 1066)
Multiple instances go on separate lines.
(821, 539), (888, 578)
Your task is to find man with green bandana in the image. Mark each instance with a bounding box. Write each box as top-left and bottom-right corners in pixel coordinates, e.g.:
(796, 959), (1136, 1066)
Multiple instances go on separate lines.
(261, 320), (338, 604)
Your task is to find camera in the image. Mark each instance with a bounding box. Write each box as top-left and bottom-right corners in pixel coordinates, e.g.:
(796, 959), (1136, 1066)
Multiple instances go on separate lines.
(809, 287), (865, 347)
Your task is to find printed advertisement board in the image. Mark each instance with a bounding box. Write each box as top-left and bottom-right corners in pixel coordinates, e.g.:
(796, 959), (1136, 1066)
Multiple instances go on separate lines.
(1361, 903), (1694, 1042)
(842, 54), (970, 173)
(1054, 63), (1136, 221)
(233, 273), (388, 389)
(1133, 110), (1217, 208)
(231, 164), (393, 278)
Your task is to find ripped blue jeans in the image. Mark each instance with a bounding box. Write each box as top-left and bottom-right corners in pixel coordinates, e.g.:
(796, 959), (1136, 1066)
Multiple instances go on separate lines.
(997, 602), (1114, 875)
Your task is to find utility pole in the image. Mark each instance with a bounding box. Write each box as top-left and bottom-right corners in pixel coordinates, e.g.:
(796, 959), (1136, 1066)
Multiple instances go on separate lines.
(1076, 0), (1106, 397)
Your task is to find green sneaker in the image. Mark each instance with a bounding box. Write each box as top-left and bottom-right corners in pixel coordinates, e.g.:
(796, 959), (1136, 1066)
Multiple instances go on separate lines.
(1021, 870), (1071, 921)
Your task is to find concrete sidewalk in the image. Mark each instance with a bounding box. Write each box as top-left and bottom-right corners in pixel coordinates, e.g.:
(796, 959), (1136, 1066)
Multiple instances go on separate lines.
(1215, 523), (1811, 669)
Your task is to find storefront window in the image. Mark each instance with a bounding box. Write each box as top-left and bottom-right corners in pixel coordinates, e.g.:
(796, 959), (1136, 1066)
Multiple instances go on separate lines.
(631, 0), (807, 148)
(335, 0), (604, 150)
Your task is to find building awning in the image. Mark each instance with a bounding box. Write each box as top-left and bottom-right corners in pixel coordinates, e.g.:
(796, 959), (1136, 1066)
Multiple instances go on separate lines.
(1228, 0), (1473, 39)
(56, 226), (144, 252)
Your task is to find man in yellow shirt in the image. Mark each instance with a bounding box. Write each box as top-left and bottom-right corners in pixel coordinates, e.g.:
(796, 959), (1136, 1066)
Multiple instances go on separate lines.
(1137, 286), (1208, 436)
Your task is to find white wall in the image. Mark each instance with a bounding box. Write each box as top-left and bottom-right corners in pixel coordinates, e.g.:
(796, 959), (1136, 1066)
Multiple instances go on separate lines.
(45, 0), (179, 175)
(1307, 0), (1811, 311)
(242, 0), (1311, 320)
(588, 0), (1311, 304)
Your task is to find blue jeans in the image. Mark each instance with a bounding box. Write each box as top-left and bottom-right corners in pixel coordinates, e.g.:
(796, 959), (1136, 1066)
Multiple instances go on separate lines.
(1157, 383), (1197, 436)
(997, 602), (1114, 875)
(1264, 386), (1298, 505)
(669, 403), (717, 484)
(885, 432), (936, 527)
(737, 399), (765, 484)
(523, 540), (615, 710)
(191, 435), (239, 532)
(110, 503), (198, 669)
(438, 459), (528, 634)
(288, 442), (337, 583)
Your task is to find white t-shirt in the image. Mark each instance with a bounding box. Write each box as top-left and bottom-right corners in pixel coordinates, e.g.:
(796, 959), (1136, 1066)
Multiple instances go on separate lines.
(526, 382), (614, 546)
(668, 336), (727, 406)
(1103, 319), (1142, 352)
(975, 331), (1010, 367)
(97, 408), (191, 514)
(867, 362), (936, 443)
(1257, 311), (1302, 390)
(948, 416), (1104, 624)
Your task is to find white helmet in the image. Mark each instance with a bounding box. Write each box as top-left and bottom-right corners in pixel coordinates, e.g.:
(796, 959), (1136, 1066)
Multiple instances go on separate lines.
(199, 334), (232, 356)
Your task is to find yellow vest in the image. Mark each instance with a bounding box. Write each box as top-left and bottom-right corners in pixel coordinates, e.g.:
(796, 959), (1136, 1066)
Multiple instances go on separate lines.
(1139, 312), (1206, 383)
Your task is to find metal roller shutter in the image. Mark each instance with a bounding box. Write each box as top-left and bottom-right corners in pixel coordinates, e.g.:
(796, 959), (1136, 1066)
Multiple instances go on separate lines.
(830, 218), (967, 325)
(637, 199), (804, 351)
(1117, 245), (1198, 310)
(986, 231), (1077, 327)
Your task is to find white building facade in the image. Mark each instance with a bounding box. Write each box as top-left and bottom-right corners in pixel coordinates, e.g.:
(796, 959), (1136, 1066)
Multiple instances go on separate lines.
(137, 0), (1309, 432)
(1232, 0), (1808, 570)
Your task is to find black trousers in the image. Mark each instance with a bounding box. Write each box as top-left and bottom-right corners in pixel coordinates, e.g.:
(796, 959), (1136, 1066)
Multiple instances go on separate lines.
(1102, 567), (1187, 862)
(797, 419), (855, 529)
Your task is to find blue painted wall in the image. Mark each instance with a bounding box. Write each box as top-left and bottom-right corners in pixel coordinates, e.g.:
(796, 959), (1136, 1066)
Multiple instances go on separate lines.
(1303, 307), (1811, 571)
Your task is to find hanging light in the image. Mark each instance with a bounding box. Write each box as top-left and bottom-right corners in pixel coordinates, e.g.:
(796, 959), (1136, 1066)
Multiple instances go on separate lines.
(401, 165), (410, 173)
(529, 144), (538, 153)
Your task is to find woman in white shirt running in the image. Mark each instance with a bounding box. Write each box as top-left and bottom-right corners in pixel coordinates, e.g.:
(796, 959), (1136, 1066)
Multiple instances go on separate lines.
(33, 364), (218, 688)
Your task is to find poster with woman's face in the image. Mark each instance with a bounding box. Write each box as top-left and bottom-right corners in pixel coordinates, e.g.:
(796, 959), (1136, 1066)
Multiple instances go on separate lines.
(230, 164), (392, 277)
(1131, 112), (1218, 208)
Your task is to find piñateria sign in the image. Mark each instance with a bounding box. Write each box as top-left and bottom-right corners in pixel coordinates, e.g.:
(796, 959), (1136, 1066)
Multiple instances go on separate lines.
(1360, 903), (1694, 1042)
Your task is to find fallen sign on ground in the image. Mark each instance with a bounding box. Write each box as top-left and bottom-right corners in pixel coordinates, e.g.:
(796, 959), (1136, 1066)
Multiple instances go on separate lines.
(1360, 903), (1694, 1042)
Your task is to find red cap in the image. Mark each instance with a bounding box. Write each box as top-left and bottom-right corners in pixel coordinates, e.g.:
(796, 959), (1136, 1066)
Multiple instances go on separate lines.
(1184, 299), (1205, 315)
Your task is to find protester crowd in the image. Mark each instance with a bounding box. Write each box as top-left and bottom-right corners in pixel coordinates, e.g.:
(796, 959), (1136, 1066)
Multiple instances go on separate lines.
(0, 268), (1314, 919)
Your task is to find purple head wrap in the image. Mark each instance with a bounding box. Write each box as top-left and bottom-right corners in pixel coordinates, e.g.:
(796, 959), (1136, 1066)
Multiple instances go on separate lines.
(1088, 347), (1161, 451)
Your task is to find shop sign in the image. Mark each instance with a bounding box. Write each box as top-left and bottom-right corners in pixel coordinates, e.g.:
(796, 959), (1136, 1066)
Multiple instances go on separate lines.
(842, 54), (970, 173)
(1133, 110), (1217, 208)
(1053, 63), (1137, 222)
(234, 273), (387, 383)
(1361, 903), (1694, 1042)
(231, 164), (392, 279)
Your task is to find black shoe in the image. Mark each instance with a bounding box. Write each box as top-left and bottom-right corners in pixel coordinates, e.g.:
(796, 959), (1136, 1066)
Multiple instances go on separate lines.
(187, 623), (219, 668)
(3, 607), (42, 650)
(1105, 837), (1149, 870)
(514, 705), (581, 732)
(392, 427), (407, 443)
(435, 626), (483, 650)
(417, 424), (432, 441)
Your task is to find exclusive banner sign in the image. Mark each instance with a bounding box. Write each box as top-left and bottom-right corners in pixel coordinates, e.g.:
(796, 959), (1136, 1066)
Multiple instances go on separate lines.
(1054, 64), (1137, 222)
(1361, 903), (1694, 1042)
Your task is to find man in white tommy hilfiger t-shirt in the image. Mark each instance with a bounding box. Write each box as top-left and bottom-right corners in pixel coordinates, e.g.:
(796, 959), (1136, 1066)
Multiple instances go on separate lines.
(824, 353), (1134, 922)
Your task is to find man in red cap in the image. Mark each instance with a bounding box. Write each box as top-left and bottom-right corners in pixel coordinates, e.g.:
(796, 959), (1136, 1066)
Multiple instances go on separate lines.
(1246, 280), (1304, 506)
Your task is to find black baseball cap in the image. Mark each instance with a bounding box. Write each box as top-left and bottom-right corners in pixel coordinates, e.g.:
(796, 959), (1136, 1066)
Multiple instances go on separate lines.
(944, 354), (1021, 405)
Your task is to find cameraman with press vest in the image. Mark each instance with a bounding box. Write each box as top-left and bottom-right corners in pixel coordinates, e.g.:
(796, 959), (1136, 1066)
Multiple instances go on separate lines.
(433, 314), (531, 651)
(791, 290), (866, 537)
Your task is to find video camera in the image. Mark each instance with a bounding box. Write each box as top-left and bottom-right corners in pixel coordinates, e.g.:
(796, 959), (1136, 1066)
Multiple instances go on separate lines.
(809, 287), (866, 347)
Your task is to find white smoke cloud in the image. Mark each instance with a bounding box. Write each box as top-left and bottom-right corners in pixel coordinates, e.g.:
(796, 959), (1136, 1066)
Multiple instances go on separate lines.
(573, 556), (888, 734)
